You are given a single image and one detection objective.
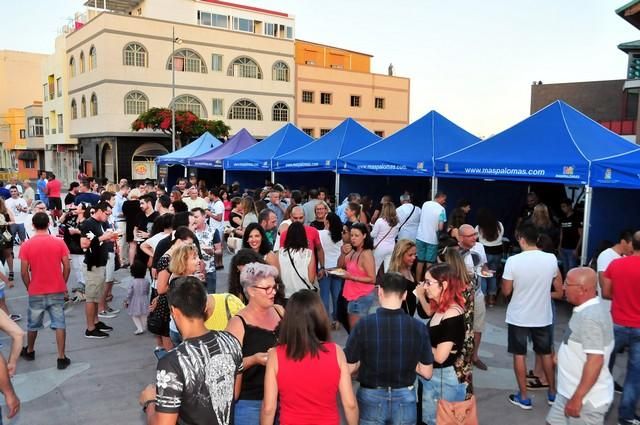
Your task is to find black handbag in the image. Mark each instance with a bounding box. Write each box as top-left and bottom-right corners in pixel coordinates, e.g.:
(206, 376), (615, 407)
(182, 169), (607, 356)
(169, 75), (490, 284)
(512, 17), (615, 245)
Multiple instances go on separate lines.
(147, 294), (170, 336)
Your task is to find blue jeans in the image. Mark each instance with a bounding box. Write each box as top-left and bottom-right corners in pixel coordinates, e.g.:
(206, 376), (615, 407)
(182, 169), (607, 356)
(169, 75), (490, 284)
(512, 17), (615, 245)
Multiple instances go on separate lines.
(613, 325), (640, 420)
(205, 271), (217, 294)
(559, 248), (578, 275)
(357, 386), (416, 425)
(419, 366), (467, 425)
(234, 399), (262, 425)
(319, 274), (342, 320)
(480, 253), (501, 296)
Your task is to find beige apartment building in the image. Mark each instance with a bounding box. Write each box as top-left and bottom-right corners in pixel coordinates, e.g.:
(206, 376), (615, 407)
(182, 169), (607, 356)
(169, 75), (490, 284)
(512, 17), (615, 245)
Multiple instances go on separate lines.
(295, 40), (410, 139)
(46, 0), (295, 182)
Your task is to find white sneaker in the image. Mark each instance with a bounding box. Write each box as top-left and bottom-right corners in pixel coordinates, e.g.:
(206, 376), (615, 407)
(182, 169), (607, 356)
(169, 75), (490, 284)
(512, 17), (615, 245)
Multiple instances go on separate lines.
(134, 329), (144, 335)
(98, 311), (117, 319)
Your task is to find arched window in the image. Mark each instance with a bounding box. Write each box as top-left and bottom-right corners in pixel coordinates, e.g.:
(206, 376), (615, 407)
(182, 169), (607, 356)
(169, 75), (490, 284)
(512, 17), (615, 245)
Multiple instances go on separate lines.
(228, 99), (262, 120)
(272, 61), (289, 82)
(272, 102), (289, 122)
(89, 46), (97, 70)
(79, 51), (85, 73)
(90, 93), (98, 116)
(123, 42), (147, 67)
(71, 99), (78, 120)
(69, 56), (76, 77)
(174, 95), (206, 118)
(124, 91), (149, 115)
(227, 56), (262, 79)
(167, 49), (207, 73)
(81, 96), (87, 118)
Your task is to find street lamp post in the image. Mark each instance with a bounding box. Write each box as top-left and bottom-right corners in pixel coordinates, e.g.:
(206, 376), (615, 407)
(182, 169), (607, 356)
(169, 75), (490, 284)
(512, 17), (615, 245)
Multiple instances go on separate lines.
(171, 26), (177, 152)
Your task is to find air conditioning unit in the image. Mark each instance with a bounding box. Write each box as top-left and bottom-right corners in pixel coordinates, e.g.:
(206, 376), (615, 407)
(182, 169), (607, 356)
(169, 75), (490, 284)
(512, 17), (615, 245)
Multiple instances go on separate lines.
(305, 60), (315, 65)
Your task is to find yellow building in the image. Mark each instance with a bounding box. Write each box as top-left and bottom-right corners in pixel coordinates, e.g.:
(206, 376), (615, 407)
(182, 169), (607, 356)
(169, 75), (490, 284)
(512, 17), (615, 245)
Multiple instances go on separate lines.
(295, 40), (410, 138)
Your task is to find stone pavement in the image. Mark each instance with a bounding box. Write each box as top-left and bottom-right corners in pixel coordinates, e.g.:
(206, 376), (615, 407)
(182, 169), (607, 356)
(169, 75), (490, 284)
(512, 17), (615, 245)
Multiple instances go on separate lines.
(0, 249), (631, 424)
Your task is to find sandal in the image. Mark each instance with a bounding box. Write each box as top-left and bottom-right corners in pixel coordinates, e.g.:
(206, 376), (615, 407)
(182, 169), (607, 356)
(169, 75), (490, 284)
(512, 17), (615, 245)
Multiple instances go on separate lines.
(526, 376), (549, 389)
(527, 370), (538, 379)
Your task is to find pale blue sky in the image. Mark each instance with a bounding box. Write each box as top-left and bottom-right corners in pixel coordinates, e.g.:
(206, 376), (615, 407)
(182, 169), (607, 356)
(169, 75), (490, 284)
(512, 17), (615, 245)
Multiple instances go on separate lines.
(2, 0), (638, 137)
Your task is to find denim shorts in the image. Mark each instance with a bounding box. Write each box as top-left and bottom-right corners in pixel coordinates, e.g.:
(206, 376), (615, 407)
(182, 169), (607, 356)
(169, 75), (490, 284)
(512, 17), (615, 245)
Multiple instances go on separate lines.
(0, 287), (5, 299)
(347, 290), (378, 316)
(419, 366), (467, 425)
(507, 324), (553, 355)
(416, 240), (438, 263)
(233, 399), (262, 425)
(28, 293), (66, 331)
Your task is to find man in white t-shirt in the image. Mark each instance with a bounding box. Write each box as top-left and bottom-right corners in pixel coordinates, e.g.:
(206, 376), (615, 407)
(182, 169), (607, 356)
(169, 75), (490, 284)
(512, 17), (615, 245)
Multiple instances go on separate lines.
(207, 190), (225, 269)
(415, 191), (446, 281)
(5, 186), (28, 243)
(396, 193), (421, 242)
(596, 230), (633, 310)
(502, 223), (562, 410)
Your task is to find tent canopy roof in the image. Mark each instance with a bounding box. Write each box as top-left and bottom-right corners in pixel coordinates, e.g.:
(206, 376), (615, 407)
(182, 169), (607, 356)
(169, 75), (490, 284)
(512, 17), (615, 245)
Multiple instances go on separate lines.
(188, 128), (257, 168)
(155, 132), (221, 165)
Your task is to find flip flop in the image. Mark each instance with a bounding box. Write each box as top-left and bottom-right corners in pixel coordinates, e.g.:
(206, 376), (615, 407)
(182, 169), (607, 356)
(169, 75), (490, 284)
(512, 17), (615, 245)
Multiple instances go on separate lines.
(527, 370), (538, 379)
(526, 376), (549, 389)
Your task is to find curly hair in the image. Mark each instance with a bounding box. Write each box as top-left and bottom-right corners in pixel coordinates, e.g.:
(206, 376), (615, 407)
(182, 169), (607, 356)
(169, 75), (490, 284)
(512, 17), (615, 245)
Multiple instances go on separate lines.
(242, 223), (272, 256)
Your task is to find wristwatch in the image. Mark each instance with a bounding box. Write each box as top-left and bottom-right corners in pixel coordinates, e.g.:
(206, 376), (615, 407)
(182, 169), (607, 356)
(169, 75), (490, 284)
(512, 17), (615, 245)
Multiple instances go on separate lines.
(142, 399), (157, 413)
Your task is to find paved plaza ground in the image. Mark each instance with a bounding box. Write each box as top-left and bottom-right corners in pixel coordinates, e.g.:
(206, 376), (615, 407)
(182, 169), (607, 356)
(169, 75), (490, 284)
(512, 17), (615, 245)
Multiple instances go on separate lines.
(0, 249), (631, 424)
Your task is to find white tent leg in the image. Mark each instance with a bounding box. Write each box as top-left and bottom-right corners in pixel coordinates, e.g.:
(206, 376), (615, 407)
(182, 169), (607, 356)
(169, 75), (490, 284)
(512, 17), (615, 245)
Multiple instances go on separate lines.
(271, 171), (275, 184)
(431, 177), (438, 200)
(335, 173), (341, 206)
(222, 169), (227, 185)
(580, 185), (593, 266)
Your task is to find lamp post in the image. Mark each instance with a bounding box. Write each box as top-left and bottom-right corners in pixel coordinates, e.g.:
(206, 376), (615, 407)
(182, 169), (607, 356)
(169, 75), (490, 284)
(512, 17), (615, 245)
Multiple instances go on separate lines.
(171, 27), (182, 152)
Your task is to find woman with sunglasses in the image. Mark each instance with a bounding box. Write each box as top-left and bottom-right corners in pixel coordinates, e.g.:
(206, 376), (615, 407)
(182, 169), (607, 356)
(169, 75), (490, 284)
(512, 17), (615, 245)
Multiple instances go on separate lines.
(226, 262), (284, 425)
(414, 263), (468, 425)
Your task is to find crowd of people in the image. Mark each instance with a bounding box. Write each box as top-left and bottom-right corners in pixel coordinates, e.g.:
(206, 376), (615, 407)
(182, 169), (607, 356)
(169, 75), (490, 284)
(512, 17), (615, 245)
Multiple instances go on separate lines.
(0, 172), (636, 425)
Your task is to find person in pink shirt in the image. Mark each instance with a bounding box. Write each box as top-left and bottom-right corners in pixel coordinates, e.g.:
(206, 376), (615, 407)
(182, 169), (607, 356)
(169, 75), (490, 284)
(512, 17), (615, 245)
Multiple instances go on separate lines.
(45, 172), (63, 217)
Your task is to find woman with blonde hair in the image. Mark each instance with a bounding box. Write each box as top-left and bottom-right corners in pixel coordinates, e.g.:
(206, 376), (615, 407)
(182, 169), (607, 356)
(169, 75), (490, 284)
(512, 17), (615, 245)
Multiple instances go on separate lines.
(388, 239), (417, 315)
(166, 242), (201, 345)
(123, 188), (142, 265)
(528, 203), (559, 250)
(371, 202), (399, 273)
(233, 196), (258, 238)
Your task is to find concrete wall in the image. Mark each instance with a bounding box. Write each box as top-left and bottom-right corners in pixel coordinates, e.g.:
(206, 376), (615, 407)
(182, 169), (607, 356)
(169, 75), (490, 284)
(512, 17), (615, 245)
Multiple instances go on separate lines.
(295, 40), (371, 72)
(0, 50), (47, 112)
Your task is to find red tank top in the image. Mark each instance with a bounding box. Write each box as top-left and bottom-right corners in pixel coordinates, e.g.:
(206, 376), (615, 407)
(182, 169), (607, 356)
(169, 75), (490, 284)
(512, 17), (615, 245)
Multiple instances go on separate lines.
(276, 342), (340, 425)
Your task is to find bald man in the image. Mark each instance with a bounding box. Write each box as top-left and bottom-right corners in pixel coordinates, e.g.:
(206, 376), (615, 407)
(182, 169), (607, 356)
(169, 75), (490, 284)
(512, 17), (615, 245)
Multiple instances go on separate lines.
(546, 268), (614, 425)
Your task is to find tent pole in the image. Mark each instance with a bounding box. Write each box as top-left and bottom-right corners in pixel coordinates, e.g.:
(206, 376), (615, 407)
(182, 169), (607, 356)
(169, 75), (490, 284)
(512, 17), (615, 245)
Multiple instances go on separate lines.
(431, 177), (438, 200)
(183, 167), (187, 178)
(271, 171), (275, 184)
(580, 185), (593, 266)
(335, 173), (340, 207)
(222, 169), (227, 185)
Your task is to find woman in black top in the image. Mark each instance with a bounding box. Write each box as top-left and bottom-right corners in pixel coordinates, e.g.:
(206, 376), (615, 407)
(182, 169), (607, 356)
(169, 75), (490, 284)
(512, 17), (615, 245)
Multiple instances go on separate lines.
(415, 263), (468, 425)
(388, 239), (418, 316)
(122, 188), (142, 265)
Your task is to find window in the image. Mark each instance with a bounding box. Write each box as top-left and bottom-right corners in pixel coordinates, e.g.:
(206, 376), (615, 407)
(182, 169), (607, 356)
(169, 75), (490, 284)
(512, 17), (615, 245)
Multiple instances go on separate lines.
(57, 114), (64, 133)
(89, 46), (97, 70)
(198, 11), (228, 28)
(71, 99), (78, 119)
(302, 128), (314, 137)
(228, 56), (262, 79)
(123, 42), (147, 67)
(81, 96), (87, 118)
(43, 83), (48, 101)
(375, 97), (385, 109)
(211, 54), (223, 72)
(212, 98), (223, 116)
(302, 91), (314, 103)
(124, 91), (149, 115)
(90, 93), (98, 116)
(272, 61), (289, 82)
(286, 26), (293, 39)
(228, 99), (262, 120)
(69, 56), (76, 77)
(233, 17), (254, 33)
(272, 102), (289, 122)
(350, 95), (361, 107)
(200, 11), (211, 26)
(265, 23), (277, 37)
(24, 160), (35, 169)
(168, 49), (207, 73)
(19, 129), (26, 139)
(320, 93), (332, 105)
(175, 95), (206, 118)
(28, 117), (43, 137)
(374, 131), (385, 137)
(79, 51), (85, 73)
(44, 117), (50, 135)
(56, 78), (62, 97)
(320, 128), (331, 136)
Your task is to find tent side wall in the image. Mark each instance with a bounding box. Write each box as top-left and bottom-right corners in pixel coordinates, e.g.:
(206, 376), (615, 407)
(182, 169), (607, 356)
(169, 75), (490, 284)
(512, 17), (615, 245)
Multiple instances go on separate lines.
(225, 171), (271, 192)
(338, 175), (433, 207)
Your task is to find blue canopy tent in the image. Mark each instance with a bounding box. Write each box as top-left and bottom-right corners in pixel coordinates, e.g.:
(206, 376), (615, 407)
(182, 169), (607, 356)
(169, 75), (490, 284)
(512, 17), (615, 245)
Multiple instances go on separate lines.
(188, 128), (258, 184)
(336, 111), (480, 202)
(434, 100), (639, 262)
(223, 123), (313, 189)
(273, 118), (380, 201)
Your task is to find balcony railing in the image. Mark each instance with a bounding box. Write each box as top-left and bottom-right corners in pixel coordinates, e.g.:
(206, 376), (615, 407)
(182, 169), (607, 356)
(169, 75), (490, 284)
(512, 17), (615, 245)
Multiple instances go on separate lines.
(599, 119), (637, 135)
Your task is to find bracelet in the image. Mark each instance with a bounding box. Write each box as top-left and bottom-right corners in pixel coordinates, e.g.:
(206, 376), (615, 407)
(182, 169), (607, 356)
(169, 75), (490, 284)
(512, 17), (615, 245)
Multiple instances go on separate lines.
(142, 399), (157, 413)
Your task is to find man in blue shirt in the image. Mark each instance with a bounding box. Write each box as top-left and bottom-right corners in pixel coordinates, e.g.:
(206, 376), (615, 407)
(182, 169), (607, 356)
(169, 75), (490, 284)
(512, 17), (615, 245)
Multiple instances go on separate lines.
(345, 272), (433, 424)
(74, 181), (100, 206)
(0, 182), (9, 200)
(36, 171), (48, 204)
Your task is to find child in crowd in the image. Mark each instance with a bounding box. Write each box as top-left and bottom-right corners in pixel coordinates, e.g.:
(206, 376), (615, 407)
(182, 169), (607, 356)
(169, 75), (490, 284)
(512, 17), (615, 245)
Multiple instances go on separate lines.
(124, 261), (150, 335)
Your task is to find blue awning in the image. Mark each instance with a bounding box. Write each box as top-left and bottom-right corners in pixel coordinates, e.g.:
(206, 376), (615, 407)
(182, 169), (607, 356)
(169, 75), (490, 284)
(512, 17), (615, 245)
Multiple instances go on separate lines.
(188, 128), (258, 169)
(155, 132), (221, 166)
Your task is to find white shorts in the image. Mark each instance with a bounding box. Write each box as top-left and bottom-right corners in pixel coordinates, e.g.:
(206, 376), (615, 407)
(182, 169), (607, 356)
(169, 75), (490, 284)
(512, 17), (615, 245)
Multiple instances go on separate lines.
(105, 252), (115, 283)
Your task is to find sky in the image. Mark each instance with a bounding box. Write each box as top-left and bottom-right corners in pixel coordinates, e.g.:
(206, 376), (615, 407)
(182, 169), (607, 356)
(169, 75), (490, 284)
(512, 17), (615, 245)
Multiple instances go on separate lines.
(2, 0), (639, 137)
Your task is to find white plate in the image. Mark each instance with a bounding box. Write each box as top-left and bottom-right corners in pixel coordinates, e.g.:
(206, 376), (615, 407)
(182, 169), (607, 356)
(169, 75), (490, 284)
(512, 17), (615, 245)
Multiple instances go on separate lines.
(328, 269), (346, 276)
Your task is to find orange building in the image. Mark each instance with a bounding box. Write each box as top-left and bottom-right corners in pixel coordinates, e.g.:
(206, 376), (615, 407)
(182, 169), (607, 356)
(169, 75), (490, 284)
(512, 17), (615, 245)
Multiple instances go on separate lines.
(294, 40), (409, 138)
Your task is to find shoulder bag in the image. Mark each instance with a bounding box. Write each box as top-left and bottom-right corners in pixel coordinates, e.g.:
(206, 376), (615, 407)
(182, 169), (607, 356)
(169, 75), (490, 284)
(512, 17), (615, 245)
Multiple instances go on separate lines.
(394, 205), (416, 242)
(287, 249), (318, 292)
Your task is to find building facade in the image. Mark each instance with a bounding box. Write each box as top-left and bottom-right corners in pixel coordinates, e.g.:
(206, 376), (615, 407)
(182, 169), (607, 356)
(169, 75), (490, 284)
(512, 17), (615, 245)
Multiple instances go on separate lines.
(295, 40), (410, 138)
(49, 0), (296, 182)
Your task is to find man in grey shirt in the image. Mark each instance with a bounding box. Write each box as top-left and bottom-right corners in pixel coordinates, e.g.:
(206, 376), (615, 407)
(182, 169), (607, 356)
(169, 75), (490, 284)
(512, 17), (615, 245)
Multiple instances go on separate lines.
(547, 267), (614, 425)
(301, 188), (321, 225)
(396, 193), (421, 242)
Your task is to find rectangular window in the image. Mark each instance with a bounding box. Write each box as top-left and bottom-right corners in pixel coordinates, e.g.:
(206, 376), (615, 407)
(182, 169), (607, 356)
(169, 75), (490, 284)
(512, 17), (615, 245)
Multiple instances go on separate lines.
(43, 84), (48, 101)
(320, 128), (331, 136)
(24, 159), (35, 169)
(212, 98), (223, 116)
(302, 91), (314, 103)
(28, 117), (43, 137)
(19, 129), (26, 139)
(286, 26), (293, 39)
(44, 117), (50, 135)
(200, 11), (211, 26)
(302, 128), (314, 137)
(57, 78), (62, 97)
(374, 131), (385, 137)
(211, 54), (223, 72)
(57, 114), (63, 134)
(375, 97), (385, 109)
(350, 95), (361, 107)
(212, 13), (228, 28)
(265, 23), (277, 37)
(233, 17), (254, 33)
(320, 93), (332, 105)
